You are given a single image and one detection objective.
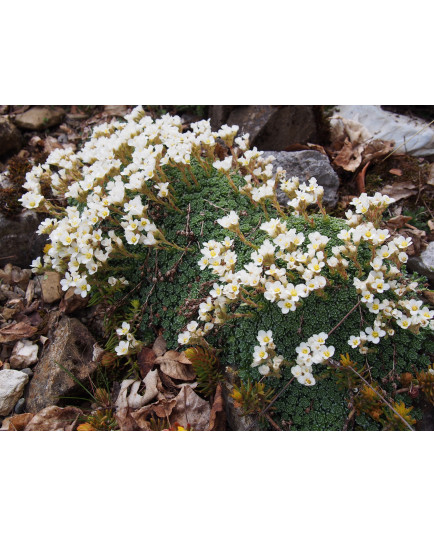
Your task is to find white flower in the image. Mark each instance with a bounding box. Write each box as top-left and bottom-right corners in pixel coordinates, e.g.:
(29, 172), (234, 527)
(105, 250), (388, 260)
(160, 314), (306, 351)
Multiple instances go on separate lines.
(178, 331), (191, 345)
(348, 335), (361, 348)
(258, 364), (270, 376)
(20, 191), (44, 209)
(257, 330), (273, 346)
(217, 211), (239, 229)
(115, 340), (129, 355)
(116, 322), (130, 336)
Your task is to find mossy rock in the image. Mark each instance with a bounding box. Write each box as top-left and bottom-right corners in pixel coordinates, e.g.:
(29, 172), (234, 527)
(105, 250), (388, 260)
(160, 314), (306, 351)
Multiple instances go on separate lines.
(110, 162), (433, 430)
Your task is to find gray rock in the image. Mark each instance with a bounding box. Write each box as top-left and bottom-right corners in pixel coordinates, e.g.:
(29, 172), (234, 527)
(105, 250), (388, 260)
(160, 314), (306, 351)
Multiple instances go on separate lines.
(21, 368), (34, 377)
(262, 150), (340, 208)
(13, 106), (65, 131)
(0, 369), (29, 416)
(26, 316), (98, 413)
(407, 242), (434, 284)
(0, 211), (46, 268)
(209, 105), (235, 131)
(223, 105), (322, 151)
(14, 398), (26, 414)
(0, 117), (23, 156)
(222, 369), (259, 431)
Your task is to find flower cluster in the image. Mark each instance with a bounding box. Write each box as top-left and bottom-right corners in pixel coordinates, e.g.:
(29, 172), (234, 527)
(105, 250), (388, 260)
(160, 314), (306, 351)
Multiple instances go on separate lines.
(281, 176), (325, 216)
(291, 332), (335, 386)
(251, 330), (284, 377)
(114, 322), (140, 356)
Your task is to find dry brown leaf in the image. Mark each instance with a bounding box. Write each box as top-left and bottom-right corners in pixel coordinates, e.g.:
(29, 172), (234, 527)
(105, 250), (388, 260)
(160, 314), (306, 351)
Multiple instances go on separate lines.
(386, 215), (413, 229)
(152, 335), (167, 357)
(158, 369), (179, 393)
(208, 384), (226, 431)
(380, 181), (417, 202)
(362, 139), (394, 163)
(1, 413), (34, 431)
(25, 280), (35, 305)
(116, 370), (159, 412)
(137, 347), (156, 378)
(170, 385), (211, 431)
(333, 138), (363, 172)
(155, 350), (192, 365)
(130, 398), (177, 430)
(155, 350), (195, 381)
(389, 168), (403, 176)
(0, 322), (38, 343)
(25, 406), (82, 431)
(152, 398), (178, 419)
(403, 227), (426, 256)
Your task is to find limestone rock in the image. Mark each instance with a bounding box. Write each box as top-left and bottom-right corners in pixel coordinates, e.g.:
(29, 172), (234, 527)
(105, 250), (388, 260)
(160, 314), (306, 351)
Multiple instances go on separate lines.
(26, 316), (98, 413)
(41, 271), (63, 303)
(407, 242), (434, 284)
(14, 106), (65, 131)
(0, 369), (29, 416)
(9, 340), (39, 370)
(0, 211), (46, 268)
(0, 117), (23, 156)
(262, 150), (340, 208)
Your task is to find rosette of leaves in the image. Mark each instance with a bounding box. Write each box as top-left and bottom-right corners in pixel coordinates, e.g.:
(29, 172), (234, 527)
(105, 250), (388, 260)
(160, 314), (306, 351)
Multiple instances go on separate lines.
(184, 346), (223, 398)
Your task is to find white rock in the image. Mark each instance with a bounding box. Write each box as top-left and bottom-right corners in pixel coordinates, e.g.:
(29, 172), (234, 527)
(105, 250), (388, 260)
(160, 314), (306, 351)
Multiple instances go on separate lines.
(10, 339), (39, 370)
(331, 105), (434, 157)
(0, 369), (29, 416)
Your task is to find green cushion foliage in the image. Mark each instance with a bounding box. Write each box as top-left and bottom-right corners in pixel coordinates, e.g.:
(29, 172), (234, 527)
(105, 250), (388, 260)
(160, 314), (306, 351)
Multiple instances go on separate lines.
(115, 162), (432, 430)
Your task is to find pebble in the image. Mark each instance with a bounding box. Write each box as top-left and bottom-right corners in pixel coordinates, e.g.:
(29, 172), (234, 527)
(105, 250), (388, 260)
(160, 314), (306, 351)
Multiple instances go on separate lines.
(21, 368), (34, 377)
(14, 398), (26, 414)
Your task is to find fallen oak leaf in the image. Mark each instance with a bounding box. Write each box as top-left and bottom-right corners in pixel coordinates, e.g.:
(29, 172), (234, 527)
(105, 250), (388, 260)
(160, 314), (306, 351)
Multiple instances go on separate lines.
(170, 385), (211, 431)
(130, 399), (177, 430)
(137, 346), (156, 378)
(152, 335), (167, 357)
(0, 321), (37, 343)
(1, 413), (34, 431)
(25, 406), (82, 431)
(380, 181), (418, 202)
(155, 350), (196, 381)
(116, 369), (159, 411)
(333, 138), (363, 172)
(386, 215), (413, 229)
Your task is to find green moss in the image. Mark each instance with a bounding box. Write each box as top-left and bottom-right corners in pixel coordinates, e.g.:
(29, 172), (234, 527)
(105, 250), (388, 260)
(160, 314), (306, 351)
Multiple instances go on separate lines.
(113, 162), (433, 431)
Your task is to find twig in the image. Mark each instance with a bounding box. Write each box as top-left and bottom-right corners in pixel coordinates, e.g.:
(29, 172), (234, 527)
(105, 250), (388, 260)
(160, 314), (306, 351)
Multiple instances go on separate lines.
(265, 414), (282, 431)
(343, 407), (356, 431)
(382, 119), (434, 162)
(246, 377), (295, 431)
(329, 358), (414, 431)
(327, 300), (361, 337)
(203, 199), (229, 212)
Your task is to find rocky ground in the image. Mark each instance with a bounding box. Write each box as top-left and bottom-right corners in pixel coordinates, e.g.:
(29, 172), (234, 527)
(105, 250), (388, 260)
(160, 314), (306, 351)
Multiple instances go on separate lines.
(1, 104), (434, 431)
